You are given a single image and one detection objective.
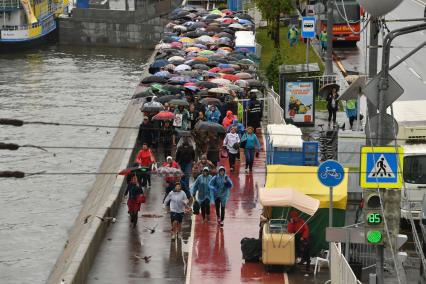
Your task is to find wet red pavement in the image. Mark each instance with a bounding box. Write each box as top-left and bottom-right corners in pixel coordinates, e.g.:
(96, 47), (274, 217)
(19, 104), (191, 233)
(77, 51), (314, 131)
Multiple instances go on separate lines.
(188, 133), (287, 284)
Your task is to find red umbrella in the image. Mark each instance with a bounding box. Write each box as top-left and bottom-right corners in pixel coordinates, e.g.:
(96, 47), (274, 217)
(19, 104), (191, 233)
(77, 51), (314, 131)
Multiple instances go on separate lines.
(118, 166), (148, 176)
(152, 111), (174, 121)
(218, 68), (236, 74)
(222, 74), (239, 82)
(184, 82), (197, 87)
(208, 67), (221, 73)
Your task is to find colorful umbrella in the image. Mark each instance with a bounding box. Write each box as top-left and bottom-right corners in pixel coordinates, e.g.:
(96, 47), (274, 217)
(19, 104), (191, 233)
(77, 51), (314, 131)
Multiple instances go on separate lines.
(236, 72), (253, 79)
(152, 111), (175, 121)
(208, 87), (229, 95)
(179, 37), (195, 43)
(210, 78), (231, 86)
(221, 74), (239, 82)
(175, 64), (192, 72)
(155, 166), (184, 177)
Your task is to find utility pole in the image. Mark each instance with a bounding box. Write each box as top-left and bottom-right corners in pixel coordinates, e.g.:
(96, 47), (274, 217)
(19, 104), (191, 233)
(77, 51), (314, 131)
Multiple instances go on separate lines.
(367, 17), (384, 284)
(325, 0), (334, 74)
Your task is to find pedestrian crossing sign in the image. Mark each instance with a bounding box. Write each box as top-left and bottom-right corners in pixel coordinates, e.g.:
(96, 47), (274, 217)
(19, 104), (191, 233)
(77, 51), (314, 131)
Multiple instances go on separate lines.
(360, 146), (404, 189)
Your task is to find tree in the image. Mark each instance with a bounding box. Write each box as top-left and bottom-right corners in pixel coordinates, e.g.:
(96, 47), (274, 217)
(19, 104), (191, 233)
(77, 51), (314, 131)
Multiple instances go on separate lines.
(265, 49), (283, 90)
(255, 0), (293, 48)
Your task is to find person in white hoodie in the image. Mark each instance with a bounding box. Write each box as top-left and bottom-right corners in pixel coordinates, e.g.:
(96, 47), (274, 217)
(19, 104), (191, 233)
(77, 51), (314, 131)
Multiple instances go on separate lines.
(223, 126), (241, 172)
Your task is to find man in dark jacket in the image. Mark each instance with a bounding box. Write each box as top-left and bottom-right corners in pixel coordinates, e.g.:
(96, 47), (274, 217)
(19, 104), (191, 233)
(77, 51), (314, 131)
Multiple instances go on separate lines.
(138, 116), (154, 147)
(246, 91), (262, 131)
(175, 142), (195, 190)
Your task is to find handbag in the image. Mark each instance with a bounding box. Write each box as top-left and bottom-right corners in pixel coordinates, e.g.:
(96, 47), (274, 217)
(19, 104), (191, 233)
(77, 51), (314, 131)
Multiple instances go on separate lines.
(192, 200), (200, 215)
(240, 140), (246, 149)
(232, 142), (240, 150)
(137, 194), (146, 203)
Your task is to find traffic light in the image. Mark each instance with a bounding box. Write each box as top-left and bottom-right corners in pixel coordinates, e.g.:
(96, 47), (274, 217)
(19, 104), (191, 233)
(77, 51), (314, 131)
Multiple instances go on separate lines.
(383, 189), (401, 251)
(364, 189), (385, 245)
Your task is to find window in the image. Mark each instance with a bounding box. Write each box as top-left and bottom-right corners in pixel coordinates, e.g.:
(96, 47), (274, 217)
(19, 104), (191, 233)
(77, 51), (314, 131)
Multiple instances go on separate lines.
(404, 155), (426, 184)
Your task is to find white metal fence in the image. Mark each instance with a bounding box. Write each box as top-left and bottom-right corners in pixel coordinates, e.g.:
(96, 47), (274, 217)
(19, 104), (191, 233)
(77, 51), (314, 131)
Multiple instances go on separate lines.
(265, 88), (285, 125)
(330, 242), (362, 284)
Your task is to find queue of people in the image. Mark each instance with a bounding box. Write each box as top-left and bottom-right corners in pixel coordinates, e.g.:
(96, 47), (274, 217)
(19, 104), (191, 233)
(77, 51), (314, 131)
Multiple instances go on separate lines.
(121, 6), (267, 241)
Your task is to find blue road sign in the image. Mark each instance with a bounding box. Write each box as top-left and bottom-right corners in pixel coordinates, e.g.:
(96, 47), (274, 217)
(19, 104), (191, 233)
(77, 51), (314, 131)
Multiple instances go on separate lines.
(317, 160), (345, 187)
(302, 17), (316, 39)
(360, 146), (404, 188)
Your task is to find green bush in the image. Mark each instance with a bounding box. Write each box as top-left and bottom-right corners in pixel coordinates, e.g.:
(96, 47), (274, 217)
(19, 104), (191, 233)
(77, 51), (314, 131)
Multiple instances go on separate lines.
(265, 49), (283, 90)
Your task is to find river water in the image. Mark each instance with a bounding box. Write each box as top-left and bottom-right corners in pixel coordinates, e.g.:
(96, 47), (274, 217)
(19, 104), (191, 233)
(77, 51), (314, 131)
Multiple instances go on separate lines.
(0, 45), (150, 283)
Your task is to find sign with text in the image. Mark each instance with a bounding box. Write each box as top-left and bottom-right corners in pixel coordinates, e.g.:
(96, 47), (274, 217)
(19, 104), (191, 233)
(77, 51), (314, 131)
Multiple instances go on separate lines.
(283, 79), (316, 126)
(302, 17), (316, 38)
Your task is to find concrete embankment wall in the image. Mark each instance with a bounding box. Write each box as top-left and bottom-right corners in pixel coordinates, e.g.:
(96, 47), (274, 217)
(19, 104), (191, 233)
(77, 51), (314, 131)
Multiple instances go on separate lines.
(58, 0), (182, 48)
(47, 52), (157, 284)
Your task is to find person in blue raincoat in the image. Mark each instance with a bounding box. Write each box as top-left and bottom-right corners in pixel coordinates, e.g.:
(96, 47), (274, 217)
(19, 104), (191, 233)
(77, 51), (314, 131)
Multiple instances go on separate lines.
(226, 119), (245, 137)
(209, 166), (233, 227)
(191, 167), (213, 223)
(205, 105), (221, 124)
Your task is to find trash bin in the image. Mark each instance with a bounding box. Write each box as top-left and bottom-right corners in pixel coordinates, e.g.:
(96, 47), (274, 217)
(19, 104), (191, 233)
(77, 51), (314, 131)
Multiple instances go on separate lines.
(349, 261), (362, 280)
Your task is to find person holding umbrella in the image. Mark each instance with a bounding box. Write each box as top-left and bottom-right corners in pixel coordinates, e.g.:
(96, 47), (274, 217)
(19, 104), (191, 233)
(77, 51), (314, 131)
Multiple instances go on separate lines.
(135, 143), (156, 188)
(240, 126), (260, 172)
(209, 166), (233, 227)
(191, 167), (213, 223)
(223, 126), (240, 172)
(124, 174), (144, 228)
(326, 87), (339, 128)
(175, 140), (196, 190)
(138, 116), (154, 147)
(205, 105), (221, 124)
(173, 105), (190, 131)
(160, 120), (174, 160)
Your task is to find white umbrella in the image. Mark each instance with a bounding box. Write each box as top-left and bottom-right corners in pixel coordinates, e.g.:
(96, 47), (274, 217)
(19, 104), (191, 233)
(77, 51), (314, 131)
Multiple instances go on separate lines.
(197, 35), (215, 44)
(210, 78), (231, 86)
(168, 56), (185, 62)
(229, 23), (245, 30)
(175, 64), (192, 72)
(173, 25), (187, 32)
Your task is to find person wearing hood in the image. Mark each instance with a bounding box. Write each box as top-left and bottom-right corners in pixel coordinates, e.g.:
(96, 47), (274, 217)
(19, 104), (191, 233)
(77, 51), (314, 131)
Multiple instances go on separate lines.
(222, 110), (236, 130)
(226, 119), (245, 137)
(209, 166), (233, 227)
(223, 126), (240, 172)
(191, 167), (213, 223)
(288, 210), (311, 270)
(287, 25), (299, 47)
(205, 105), (221, 124)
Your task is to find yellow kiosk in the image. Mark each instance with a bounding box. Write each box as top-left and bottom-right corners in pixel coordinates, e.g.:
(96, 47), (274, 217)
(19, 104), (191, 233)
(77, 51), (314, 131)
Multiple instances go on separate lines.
(259, 187), (320, 268)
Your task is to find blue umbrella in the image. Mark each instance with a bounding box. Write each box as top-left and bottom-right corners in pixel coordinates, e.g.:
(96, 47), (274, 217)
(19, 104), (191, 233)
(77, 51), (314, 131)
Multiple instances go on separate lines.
(154, 71), (171, 78)
(168, 76), (191, 85)
(218, 63), (231, 68)
(238, 19), (252, 25)
(151, 59), (169, 68)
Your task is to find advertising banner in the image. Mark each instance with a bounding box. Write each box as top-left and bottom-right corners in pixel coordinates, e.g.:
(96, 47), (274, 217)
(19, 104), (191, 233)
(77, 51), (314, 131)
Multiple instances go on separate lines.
(284, 79), (315, 126)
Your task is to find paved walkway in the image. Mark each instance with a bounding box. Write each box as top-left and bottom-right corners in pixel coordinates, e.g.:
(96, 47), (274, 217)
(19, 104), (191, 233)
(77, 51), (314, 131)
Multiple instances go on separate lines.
(88, 167), (192, 284)
(187, 133), (287, 284)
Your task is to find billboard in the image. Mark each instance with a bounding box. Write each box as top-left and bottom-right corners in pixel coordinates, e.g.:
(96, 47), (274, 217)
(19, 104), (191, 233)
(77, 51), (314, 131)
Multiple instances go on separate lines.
(283, 79), (315, 126)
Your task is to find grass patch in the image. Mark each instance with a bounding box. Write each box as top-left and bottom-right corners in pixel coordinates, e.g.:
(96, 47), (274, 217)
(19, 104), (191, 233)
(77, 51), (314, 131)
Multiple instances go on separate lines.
(315, 99), (344, 111)
(256, 26), (324, 74)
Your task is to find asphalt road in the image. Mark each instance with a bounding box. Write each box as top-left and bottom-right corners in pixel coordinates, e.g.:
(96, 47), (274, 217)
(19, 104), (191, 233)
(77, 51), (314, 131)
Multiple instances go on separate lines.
(333, 0), (426, 101)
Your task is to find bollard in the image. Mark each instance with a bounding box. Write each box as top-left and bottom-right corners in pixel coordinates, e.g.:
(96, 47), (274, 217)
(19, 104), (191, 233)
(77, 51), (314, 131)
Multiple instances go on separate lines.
(369, 273), (377, 284)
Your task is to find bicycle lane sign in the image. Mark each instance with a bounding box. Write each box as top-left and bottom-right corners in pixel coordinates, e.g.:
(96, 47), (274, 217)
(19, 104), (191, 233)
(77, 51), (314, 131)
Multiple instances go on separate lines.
(317, 160), (345, 187)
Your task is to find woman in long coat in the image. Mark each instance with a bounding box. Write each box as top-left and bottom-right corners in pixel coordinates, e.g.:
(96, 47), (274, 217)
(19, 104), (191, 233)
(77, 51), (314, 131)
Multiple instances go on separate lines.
(209, 166), (233, 227)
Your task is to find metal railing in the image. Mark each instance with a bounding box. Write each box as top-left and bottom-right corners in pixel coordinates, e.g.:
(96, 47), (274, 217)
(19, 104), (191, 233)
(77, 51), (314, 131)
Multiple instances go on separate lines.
(330, 242), (362, 284)
(265, 87), (285, 125)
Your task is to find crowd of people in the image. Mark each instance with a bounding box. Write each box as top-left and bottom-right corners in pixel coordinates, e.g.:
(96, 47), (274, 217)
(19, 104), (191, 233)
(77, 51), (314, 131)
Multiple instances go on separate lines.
(123, 6), (264, 238)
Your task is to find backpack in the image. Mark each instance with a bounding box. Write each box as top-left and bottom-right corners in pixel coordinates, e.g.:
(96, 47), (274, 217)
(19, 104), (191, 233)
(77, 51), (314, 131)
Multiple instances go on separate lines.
(240, 237), (262, 262)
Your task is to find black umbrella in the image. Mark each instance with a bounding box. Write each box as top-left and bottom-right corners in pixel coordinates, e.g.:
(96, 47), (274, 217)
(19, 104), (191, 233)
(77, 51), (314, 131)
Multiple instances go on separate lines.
(196, 89), (210, 97)
(318, 83), (340, 98)
(169, 99), (189, 107)
(199, 97), (222, 106)
(246, 79), (264, 88)
(192, 64), (210, 71)
(216, 32), (234, 39)
(205, 14), (221, 19)
(155, 95), (179, 104)
(141, 76), (168, 84)
(132, 87), (155, 99)
(196, 81), (218, 89)
(194, 121), (225, 134)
